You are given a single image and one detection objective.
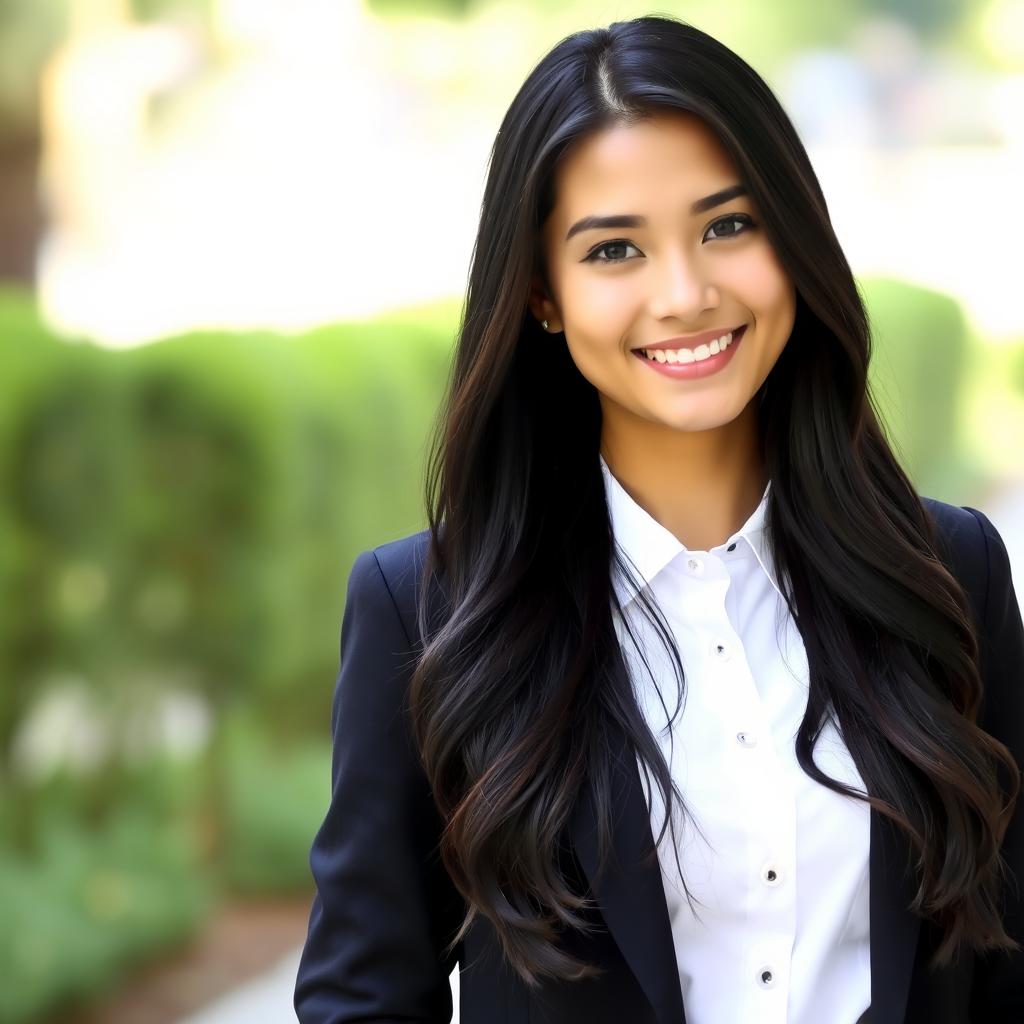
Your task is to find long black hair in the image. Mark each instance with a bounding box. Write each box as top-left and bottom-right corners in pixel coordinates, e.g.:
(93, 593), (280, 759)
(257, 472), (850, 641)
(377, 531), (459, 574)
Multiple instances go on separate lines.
(408, 14), (1020, 987)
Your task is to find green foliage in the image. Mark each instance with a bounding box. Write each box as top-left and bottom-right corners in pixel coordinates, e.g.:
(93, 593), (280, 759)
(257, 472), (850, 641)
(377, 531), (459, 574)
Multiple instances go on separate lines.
(860, 275), (982, 499)
(1008, 341), (1024, 396)
(0, 800), (213, 1024)
(0, 287), (458, 1018)
(221, 712), (333, 893)
(859, 0), (966, 41)
(129, 0), (212, 22)
(365, 0), (476, 19)
(0, 718), (328, 1022)
(0, 0), (67, 133)
(0, 294), (456, 785)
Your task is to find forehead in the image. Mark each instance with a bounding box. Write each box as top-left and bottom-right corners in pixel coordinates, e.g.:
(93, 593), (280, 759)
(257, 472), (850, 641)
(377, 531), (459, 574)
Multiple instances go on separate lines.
(548, 111), (738, 223)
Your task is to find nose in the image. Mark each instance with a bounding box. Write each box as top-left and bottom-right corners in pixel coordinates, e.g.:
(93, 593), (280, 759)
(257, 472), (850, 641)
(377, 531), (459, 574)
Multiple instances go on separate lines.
(647, 249), (717, 323)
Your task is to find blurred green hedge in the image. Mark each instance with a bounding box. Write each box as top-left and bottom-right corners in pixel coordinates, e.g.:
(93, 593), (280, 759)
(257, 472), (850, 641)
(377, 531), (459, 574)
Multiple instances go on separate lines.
(861, 276), (980, 497)
(0, 287), (458, 1022)
(0, 793), (214, 1024)
(0, 289), (458, 780)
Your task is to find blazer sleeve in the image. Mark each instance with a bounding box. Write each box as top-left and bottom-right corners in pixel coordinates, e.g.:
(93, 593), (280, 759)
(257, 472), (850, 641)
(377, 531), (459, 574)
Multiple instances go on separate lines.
(964, 507), (1024, 1022)
(293, 548), (466, 1023)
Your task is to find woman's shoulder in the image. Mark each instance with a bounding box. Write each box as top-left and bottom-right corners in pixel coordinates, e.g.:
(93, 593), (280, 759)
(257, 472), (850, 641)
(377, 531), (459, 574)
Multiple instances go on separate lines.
(920, 496), (1020, 652)
(920, 494), (989, 601)
(369, 528), (433, 600)
(921, 495), (990, 546)
(921, 495), (1005, 577)
(356, 528), (435, 645)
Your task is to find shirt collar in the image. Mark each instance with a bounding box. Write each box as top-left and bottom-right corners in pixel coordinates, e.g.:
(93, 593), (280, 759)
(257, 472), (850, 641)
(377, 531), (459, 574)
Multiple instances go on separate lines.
(599, 452), (781, 609)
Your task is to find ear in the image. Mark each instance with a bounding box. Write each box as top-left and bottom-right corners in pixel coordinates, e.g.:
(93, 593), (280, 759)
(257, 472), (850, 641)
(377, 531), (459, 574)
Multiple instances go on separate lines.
(527, 272), (561, 332)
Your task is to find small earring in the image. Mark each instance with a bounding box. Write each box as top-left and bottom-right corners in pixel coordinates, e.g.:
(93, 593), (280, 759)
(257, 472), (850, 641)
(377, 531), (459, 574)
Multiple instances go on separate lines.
(542, 319), (549, 331)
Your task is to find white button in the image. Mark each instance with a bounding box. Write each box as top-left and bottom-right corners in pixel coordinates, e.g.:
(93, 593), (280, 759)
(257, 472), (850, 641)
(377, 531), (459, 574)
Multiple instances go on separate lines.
(736, 731), (757, 747)
(757, 965), (775, 988)
(761, 862), (783, 886)
(711, 638), (732, 660)
(686, 556), (704, 574)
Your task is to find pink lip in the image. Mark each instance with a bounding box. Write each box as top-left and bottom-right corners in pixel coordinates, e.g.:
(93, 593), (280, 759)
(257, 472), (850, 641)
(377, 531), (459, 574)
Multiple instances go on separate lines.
(632, 324), (746, 380)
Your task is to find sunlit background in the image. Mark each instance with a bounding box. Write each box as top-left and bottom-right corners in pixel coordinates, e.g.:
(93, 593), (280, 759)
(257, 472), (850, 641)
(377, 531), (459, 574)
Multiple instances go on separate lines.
(1, 0), (1023, 1021)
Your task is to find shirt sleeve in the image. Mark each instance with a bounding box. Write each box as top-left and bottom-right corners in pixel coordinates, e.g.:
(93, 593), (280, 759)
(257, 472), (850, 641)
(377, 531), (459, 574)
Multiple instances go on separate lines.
(963, 506), (1024, 1022)
(293, 548), (465, 1023)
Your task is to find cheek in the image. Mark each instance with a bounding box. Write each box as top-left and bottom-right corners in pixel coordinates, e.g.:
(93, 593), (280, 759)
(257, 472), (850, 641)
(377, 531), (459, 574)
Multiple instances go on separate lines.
(730, 247), (794, 317)
(562, 266), (637, 330)
(562, 318), (631, 395)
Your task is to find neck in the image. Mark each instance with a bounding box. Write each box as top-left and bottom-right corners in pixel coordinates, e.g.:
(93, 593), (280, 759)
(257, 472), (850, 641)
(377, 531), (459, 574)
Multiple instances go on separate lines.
(599, 399), (768, 553)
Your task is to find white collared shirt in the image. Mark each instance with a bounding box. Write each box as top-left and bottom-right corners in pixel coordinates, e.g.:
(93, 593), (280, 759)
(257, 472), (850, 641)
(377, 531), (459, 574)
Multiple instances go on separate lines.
(600, 453), (871, 1024)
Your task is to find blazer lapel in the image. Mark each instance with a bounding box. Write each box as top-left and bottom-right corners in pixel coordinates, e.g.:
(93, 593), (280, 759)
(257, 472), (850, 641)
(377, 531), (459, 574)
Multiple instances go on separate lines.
(569, 695), (923, 1024)
(569, 708), (688, 1024)
(570, 733), (923, 1024)
(869, 804), (922, 1022)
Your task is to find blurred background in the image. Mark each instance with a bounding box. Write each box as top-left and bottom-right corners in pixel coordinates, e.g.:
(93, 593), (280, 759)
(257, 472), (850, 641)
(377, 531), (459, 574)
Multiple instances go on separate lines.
(1, 0), (1022, 1021)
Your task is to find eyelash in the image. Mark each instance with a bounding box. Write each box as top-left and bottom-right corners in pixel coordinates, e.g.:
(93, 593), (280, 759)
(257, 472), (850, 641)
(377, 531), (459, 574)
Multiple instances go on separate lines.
(583, 214), (756, 264)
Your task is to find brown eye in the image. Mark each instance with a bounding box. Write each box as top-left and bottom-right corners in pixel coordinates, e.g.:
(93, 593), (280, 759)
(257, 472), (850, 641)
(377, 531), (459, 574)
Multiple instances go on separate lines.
(704, 214), (755, 242)
(584, 239), (642, 264)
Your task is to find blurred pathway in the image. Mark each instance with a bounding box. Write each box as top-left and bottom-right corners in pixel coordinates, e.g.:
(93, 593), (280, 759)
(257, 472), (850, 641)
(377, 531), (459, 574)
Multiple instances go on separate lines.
(47, 898), (314, 1024)
(177, 955), (460, 1024)
(176, 947), (303, 1024)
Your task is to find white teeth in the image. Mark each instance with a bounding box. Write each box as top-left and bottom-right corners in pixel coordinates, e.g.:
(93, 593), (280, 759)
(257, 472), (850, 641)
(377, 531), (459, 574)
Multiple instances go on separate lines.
(641, 331), (733, 364)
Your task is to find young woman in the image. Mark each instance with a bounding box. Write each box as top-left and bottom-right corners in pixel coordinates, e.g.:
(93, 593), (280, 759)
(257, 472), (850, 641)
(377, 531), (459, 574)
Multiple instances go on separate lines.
(294, 15), (1022, 1024)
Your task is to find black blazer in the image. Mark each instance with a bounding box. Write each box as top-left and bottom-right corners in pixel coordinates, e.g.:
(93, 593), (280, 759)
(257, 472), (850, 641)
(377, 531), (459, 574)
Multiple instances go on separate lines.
(293, 498), (1024, 1024)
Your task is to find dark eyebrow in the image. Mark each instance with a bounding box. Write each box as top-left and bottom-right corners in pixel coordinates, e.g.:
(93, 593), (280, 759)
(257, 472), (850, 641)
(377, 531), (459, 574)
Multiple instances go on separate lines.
(564, 183), (749, 242)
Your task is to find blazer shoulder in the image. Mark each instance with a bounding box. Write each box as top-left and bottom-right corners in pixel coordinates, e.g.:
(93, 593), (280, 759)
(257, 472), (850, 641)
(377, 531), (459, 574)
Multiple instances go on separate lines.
(921, 496), (988, 587)
(372, 527), (431, 577)
(366, 528), (434, 646)
(921, 495), (985, 550)
(920, 495), (1020, 646)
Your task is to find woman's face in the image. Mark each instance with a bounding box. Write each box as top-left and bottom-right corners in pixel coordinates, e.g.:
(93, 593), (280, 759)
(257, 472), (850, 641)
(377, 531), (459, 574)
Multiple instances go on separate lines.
(530, 110), (796, 435)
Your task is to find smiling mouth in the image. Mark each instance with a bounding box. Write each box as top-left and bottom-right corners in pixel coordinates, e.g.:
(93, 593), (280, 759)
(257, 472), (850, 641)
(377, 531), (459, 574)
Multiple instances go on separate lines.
(631, 324), (746, 355)
(633, 324), (747, 363)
